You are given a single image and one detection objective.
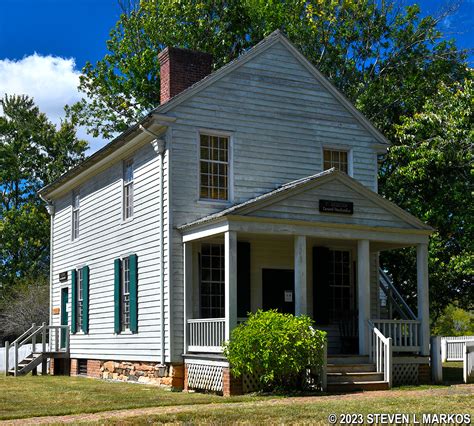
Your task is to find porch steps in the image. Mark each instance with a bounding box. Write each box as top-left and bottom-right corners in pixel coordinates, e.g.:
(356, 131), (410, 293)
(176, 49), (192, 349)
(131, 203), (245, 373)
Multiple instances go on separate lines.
(7, 353), (44, 376)
(326, 355), (389, 392)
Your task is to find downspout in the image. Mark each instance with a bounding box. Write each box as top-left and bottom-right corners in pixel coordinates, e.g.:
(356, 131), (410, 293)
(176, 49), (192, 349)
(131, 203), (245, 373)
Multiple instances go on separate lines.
(142, 125), (167, 365)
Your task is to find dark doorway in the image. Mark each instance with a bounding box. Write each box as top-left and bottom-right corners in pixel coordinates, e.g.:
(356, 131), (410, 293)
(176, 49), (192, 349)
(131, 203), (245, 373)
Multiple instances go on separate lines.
(60, 287), (68, 349)
(262, 269), (295, 314)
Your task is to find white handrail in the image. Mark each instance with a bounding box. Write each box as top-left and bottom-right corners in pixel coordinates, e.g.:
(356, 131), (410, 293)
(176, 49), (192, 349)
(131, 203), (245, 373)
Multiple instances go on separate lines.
(371, 319), (421, 352)
(369, 321), (392, 388)
(5, 323), (70, 376)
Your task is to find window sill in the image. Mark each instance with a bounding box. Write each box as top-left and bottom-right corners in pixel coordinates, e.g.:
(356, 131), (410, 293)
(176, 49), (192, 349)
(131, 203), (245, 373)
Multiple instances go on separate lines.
(121, 217), (135, 225)
(196, 199), (233, 207)
(116, 330), (134, 335)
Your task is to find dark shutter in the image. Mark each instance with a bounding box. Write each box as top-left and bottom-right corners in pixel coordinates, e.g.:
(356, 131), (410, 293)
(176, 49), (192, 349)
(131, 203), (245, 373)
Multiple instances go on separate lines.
(82, 265), (89, 333)
(70, 269), (77, 334)
(129, 254), (138, 333)
(114, 258), (122, 334)
(237, 242), (251, 318)
(313, 247), (330, 324)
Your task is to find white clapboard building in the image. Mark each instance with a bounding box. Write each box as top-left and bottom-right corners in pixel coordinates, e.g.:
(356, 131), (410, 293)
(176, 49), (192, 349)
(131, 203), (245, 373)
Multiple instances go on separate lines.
(29, 31), (433, 393)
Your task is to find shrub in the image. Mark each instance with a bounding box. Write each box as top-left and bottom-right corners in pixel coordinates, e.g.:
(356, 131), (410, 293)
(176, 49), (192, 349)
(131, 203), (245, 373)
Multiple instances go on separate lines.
(223, 310), (326, 391)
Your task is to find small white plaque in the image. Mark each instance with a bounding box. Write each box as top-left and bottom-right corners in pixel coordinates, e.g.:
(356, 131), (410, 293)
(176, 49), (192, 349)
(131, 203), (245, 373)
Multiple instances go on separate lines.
(284, 290), (293, 303)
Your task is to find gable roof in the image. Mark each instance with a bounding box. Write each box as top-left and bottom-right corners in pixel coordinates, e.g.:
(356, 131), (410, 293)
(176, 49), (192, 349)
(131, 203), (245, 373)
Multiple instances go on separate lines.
(40, 30), (390, 199)
(178, 169), (433, 232)
(152, 30), (390, 146)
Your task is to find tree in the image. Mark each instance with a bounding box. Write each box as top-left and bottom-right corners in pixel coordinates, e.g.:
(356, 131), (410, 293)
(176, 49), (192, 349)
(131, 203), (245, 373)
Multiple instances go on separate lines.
(0, 95), (88, 295)
(432, 303), (474, 336)
(381, 78), (474, 319)
(68, 0), (468, 139)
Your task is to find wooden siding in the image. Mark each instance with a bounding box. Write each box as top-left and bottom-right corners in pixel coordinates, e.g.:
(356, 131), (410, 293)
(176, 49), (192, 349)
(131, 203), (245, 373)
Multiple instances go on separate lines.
(51, 141), (168, 362)
(170, 40), (382, 359)
(248, 178), (412, 229)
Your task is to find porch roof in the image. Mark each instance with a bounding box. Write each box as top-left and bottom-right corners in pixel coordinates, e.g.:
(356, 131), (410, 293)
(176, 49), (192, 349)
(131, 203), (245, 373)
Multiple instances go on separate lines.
(178, 169), (434, 234)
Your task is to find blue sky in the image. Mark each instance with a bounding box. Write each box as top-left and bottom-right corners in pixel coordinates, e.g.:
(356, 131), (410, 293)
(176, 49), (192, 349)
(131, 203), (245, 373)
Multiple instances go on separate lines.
(0, 0), (472, 153)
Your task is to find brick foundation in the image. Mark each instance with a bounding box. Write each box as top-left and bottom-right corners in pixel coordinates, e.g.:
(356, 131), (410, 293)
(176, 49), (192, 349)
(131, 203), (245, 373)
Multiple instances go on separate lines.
(87, 360), (101, 378)
(223, 367), (243, 397)
(418, 363), (431, 384)
(183, 364), (189, 391)
(70, 359), (79, 376)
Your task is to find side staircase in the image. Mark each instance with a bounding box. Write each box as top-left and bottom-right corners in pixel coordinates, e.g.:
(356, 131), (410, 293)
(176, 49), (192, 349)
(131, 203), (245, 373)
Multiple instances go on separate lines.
(327, 355), (389, 392)
(4, 323), (69, 376)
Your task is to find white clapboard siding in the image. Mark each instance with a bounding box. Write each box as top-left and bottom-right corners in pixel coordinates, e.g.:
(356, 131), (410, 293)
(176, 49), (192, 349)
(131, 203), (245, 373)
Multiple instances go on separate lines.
(51, 140), (169, 362)
(169, 40), (382, 359)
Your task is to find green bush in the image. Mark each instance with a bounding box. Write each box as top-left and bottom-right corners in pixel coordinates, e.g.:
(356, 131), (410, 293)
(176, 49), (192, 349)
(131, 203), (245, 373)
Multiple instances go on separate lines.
(223, 310), (326, 391)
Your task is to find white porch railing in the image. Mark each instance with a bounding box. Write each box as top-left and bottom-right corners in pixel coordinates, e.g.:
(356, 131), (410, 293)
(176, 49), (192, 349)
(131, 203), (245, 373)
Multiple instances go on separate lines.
(371, 319), (421, 352)
(369, 321), (392, 388)
(187, 318), (225, 353)
(463, 341), (474, 384)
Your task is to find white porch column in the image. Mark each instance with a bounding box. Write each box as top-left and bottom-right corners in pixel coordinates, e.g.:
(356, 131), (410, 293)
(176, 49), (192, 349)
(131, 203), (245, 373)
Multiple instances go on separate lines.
(357, 239), (371, 355)
(225, 231), (237, 341)
(183, 242), (193, 354)
(294, 235), (307, 316)
(417, 243), (430, 356)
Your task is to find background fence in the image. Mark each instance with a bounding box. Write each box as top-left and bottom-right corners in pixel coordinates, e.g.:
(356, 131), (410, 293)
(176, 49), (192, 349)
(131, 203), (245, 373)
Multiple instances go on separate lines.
(441, 336), (474, 362)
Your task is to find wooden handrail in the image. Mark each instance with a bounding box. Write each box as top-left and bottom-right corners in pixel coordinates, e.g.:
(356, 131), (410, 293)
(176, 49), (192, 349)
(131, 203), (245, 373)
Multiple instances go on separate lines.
(368, 320), (392, 388)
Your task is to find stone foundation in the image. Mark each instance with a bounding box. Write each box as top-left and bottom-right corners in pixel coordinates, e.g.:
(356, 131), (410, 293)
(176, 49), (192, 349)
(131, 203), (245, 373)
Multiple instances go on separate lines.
(67, 358), (184, 389)
(100, 360), (184, 389)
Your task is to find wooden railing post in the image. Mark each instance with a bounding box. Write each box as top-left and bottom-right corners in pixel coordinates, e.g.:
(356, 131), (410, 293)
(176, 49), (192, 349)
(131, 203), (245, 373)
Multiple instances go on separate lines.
(4, 342), (9, 376)
(13, 341), (18, 377)
(387, 337), (392, 388)
(41, 322), (47, 353)
(321, 338), (327, 392)
(31, 323), (36, 353)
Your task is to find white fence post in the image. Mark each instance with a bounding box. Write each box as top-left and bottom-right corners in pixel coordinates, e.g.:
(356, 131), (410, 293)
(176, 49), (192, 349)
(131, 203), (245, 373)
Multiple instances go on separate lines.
(4, 342), (9, 376)
(431, 336), (443, 384)
(464, 342), (474, 384)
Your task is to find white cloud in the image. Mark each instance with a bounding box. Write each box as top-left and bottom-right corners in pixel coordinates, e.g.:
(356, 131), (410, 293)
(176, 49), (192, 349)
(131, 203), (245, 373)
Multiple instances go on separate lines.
(0, 53), (105, 153)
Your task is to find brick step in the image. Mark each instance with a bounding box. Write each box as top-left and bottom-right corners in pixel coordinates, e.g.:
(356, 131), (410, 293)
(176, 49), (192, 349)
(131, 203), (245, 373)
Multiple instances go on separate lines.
(327, 363), (376, 373)
(327, 372), (384, 383)
(327, 380), (389, 392)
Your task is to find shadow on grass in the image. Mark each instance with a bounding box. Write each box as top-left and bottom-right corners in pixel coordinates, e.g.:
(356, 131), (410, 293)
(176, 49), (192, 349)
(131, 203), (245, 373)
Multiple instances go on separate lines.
(443, 362), (464, 383)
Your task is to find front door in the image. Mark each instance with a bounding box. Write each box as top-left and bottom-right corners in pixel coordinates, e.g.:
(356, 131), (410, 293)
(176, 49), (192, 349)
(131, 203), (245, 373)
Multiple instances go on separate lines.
(60, 287), (68, 349)
(262, 269), (295, 314)
(327, 250), (355, 321)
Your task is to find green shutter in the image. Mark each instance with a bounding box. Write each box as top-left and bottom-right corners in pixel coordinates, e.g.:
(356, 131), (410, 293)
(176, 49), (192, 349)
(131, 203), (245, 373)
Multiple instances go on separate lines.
(114, 258), (122, 334)
(82, 266), (90, 333)
(71, 269), (77, 334)
(129, 254), (138, 333)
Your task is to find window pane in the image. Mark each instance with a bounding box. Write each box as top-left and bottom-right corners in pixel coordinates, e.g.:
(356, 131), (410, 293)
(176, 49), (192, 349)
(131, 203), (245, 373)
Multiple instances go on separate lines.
(200, 243), (225, 318)
(199, 134), (229, 200)
(323, 149), (349, 174)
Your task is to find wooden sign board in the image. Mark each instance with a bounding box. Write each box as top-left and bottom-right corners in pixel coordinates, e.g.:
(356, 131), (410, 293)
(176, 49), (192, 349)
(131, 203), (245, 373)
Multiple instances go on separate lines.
(319, 199), (353, 215)
(59, 271), (68, 282)
(52, 307), (60, 315)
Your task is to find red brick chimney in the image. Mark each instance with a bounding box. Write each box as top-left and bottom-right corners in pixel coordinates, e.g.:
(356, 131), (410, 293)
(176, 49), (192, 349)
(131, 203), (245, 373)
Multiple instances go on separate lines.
(158, 47), (213, 104)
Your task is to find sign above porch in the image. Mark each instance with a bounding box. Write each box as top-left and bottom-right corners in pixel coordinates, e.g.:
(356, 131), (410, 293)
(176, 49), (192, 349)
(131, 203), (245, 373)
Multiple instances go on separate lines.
(319, 199), (354, 215)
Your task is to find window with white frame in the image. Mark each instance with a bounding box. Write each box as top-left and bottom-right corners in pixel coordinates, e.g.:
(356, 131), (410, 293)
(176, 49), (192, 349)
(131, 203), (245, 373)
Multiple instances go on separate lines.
(72, 190), (80, 240)
(121, 256), (131, 331)
(76, 268), (84, 330)
(123, 159), (134, 219)
(323, 149), (349, 173)
(199, 134), (229, 201)
(200, 243), (225, 318)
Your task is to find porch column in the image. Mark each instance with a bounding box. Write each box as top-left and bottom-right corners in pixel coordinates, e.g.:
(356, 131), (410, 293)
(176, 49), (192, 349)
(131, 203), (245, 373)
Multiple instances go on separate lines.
(225, 231), (237, 341)
(357, 239), (370, 355)
(294, 235), (307, 316)
(183, 242), (193, 354)
(417, 243), (430, 356)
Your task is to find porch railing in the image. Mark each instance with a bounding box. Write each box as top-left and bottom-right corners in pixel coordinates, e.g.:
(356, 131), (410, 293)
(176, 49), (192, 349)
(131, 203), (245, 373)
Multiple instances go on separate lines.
(370, 319), (421, 352)
(369, 322), (392, 388)
(187, 318), (226, 353)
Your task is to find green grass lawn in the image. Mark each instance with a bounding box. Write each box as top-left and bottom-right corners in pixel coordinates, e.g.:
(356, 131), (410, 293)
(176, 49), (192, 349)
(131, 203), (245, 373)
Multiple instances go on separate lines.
(0, 374), (472, 423)
(0, 375), (257, 420)
(94, 387), (474, 425)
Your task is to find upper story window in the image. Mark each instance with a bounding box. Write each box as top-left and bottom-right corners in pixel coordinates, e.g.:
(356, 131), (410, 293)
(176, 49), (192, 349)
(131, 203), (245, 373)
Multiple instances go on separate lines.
(72, 190), (80, 240)
(323, 149), (349, 174)
(121, 256), (131, 331)
(123, 159), (134, 220)
(199, 134), (229, 201)
(76, 268), (84, 330)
